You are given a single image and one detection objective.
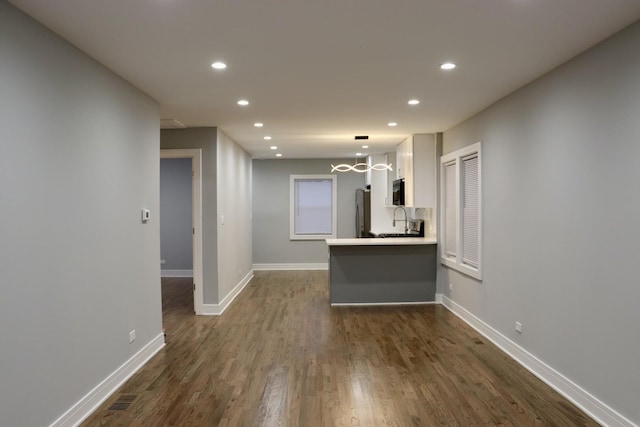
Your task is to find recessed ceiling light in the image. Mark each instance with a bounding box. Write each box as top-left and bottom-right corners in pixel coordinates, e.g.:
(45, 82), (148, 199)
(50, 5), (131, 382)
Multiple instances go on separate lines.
(254, 122), (264, 127)
(388, 122), (398, 127)
(237, 99), (249, 106)
(270, 146), (278, 150)
(362, 145), (369, 149)
(356, 152), (363, 156)
(408, 99), (420, 105)
(276, 153), (283, 157)
(264, 136), (272, 140)
(211, 61), (227, 70)
(440, 62), (456, 70)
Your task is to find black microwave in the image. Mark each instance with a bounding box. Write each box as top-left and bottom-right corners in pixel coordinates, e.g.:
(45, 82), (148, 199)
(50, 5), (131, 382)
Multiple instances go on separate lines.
(392, 178), (405, 206)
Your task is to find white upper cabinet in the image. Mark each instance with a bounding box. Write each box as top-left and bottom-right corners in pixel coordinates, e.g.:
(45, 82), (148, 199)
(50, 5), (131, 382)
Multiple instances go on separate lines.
(396, 134), (436, 208)
(364, 155), (372, 187)
(396, 137), (412, 181)
(385, 152), (396, 207)
(367, 152), (396, 209)
(365, 152), (397, 208)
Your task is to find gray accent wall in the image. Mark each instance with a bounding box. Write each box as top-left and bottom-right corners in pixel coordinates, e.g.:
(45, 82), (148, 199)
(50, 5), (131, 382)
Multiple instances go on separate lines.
(160, 158), (193, 271)
(253, 159), (365, 264)
(0, 2), (162, 426)
(439, 20), (640, 424)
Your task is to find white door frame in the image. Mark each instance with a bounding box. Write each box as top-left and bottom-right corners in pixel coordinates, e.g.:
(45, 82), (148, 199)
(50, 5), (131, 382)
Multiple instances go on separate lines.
(160, 149), (204, 315)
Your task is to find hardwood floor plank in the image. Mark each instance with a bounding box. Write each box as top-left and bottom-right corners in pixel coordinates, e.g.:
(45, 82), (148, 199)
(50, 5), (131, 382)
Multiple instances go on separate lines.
(81, 271), (598, 426)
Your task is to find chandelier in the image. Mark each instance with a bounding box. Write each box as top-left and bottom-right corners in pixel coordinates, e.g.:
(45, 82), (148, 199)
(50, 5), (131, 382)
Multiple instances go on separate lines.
(330, 162), (393, 173)
(330, 136), (393, 173)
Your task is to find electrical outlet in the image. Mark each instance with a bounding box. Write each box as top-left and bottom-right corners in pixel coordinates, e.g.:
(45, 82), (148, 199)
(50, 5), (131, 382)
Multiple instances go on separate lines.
(449, 283), (453, 292)
(515, 322), (523, 333)
(141, 209), (150, 223)
(160, 260), (166, 265)
(129, 330), (136, 343)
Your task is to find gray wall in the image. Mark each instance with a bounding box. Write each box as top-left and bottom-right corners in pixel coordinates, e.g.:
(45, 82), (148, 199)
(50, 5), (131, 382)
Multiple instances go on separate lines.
(161, 128), (218, 302)
(160, 158), (193, 271)
(0, 2), (162, 426)
(253, 159), (365, 264)
(439, 20), (640, 424)
(216, 129), (253, 299)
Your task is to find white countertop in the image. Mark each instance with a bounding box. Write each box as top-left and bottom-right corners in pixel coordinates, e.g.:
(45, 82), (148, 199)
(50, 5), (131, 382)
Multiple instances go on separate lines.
(369, 228), (407, 235)
(326, 236), (437, 246)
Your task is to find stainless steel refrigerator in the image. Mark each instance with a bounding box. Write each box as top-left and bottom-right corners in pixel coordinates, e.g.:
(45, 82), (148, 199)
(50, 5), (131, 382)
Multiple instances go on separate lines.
(355, 188), (371, 238)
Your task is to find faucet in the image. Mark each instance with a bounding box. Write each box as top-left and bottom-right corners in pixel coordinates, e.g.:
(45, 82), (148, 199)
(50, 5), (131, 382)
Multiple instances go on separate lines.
(392, 206), (408, 234)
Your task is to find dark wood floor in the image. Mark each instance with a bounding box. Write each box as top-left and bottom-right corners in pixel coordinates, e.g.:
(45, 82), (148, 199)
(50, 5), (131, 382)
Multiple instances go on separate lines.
(82, 271), (597, 426)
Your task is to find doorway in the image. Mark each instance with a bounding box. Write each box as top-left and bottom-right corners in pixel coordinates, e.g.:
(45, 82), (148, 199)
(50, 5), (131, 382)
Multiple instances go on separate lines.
(160, 149), (204, 314)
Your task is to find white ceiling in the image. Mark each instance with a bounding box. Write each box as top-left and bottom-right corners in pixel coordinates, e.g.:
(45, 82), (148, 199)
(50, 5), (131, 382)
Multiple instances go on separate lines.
(9, 0), (640, 158)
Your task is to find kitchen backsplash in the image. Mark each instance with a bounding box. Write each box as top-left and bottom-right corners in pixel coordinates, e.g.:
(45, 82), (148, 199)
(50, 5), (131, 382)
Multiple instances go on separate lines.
(414, 207), (436, 236)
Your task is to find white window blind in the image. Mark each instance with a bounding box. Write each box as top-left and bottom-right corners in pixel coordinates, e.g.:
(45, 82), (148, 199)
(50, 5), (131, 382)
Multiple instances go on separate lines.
(462, 154), (479, 268)
(294, 179), (332, 235)
(444, 162), (457, 258)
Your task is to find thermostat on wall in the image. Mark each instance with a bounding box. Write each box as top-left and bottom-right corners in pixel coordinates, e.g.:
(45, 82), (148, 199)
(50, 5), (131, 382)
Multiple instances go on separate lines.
(141, 209), (150, 223)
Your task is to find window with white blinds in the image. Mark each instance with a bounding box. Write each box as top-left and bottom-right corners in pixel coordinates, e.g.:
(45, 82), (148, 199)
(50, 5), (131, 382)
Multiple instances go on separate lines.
(462, 154), (479, 268)
(440, 142), (482, 279)
(444, 162), (458, 258)
(290, 175), (337, 240)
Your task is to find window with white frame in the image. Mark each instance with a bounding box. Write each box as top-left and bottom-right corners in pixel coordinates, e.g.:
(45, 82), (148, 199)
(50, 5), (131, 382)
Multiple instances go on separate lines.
(440, 142), (482, 279)
(290, 175), (337, 240)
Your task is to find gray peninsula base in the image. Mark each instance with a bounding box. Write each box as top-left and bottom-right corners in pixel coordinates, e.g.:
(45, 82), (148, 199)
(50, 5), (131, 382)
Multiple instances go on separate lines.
(328, 244), (437, 304)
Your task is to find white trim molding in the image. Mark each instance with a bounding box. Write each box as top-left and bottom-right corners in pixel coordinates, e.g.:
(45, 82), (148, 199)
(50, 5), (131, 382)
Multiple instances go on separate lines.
(253, 263), (328, 271)
(438, 294), (636, 427)
(200, 270), (254, 315)
(160, 269), (194, 277)
(49, 333), (165, 427)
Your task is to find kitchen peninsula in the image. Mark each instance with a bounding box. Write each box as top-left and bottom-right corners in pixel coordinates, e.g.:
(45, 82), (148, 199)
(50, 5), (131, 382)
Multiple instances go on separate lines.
(326, 237), (437, 305)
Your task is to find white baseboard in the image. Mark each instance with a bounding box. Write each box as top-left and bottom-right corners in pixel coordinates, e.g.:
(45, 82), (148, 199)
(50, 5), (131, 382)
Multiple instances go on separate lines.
(49, 333), (165, 427)
(160, 269), (193, 277)
(200, 270), (254, 315)
(252, 263), (328, 271)
(438, 294), (635, 427)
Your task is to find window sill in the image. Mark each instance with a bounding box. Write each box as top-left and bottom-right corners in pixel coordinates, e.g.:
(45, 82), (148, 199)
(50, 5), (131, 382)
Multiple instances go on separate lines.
(441, 257), (482, 280)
